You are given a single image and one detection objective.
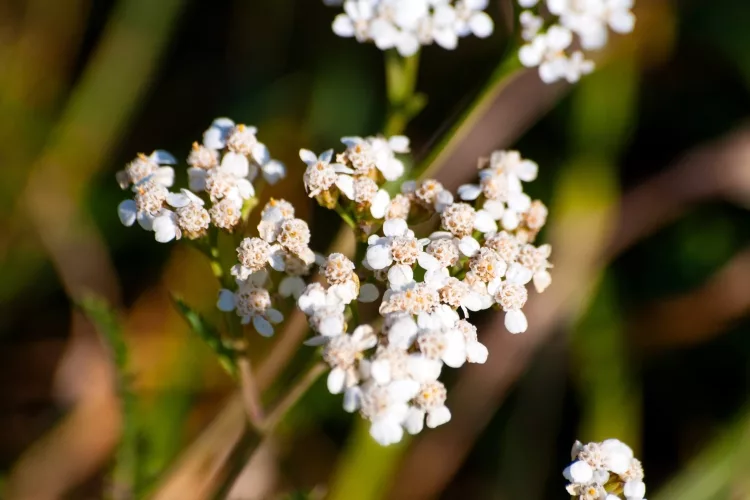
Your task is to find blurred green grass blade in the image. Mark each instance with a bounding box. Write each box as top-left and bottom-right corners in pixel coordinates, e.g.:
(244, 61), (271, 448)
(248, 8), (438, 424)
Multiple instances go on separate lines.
(78, 295), (137, 500)
(654, 407), (750, 500)
(170, 295), (237, 377)
(415, 49), (521, 180)
(327, 421), (408, 500)
(572, 275), (639, 444)
(567, 53), (640, 445)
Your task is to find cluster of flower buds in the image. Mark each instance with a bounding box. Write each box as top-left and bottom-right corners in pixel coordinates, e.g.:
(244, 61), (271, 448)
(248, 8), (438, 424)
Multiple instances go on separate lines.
(517, 0), (635, 83)
(564, 439), (646, 500)
(299, 137), (552, 445)
(217, 199), (318, 336)
(116, 118), (286, 241)
(326, 0), (494, 56)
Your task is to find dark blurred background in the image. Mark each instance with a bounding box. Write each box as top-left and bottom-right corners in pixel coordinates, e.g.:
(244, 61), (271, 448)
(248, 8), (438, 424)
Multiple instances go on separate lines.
(1, 0), (749, 498)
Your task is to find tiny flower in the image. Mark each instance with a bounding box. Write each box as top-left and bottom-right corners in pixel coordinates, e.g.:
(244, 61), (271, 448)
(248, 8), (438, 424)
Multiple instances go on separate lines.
(217, 283), (284, 336)
(404, 380), (451, 434)
(116, 151), (176, 189)
(322, 325), (378, 394)
(301, 149), (354, 197)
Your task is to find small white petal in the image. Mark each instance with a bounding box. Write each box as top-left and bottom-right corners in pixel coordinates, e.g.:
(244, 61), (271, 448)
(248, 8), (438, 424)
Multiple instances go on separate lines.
(474, 210), (498, 233)
(426, 406), (451, 428)
(505, 310), (528, 334)
(319, 315), (345, 337)
(623, 480), (646, 499)
(335, 174), (355, 199)
(358, 283), (380, 303)
(507, 262), (533, 285)
(387, 264), (414, 290)
(469, 12), (493, 38)
(217, 289), (236, 312)
(569, 460), (593, 483)
(221, 152), (250, 177)
(383, 218), (407, 237)
(370, 190), (390, 219)
(117, 200), (137, 227)
(262, 160), (286, 184)
(404, 408), (426, 435)
(458, 236), (480, 257)
(457, 184), (482, 201)
(466, 342), (488, 363)
(343, 386), (362, 413)
(388, 135), (410, 153)
(299, 149), (318, 165)
(150, 149), (177, 165)
(407, 355), (442, 382)
(366, 244), (393, 270)
(266, 308), (284, 324)
(152, 214), (179, 243)
(303, 335), (329, 347)
(327, 368), (347, 394)
(370, 359), (392, 385)
(319, 149), (334, 163)
(252, 315), (274, 337)
(483, 199), (505, 219)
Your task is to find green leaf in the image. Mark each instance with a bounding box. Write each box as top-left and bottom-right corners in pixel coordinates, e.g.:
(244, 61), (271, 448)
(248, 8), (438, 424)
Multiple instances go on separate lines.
(170, 295), (237, 377)
(77, 295), (137, 500)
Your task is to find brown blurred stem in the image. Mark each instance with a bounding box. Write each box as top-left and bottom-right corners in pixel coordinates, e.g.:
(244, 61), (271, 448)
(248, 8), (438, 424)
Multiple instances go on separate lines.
(153, 362), (326, 499)
(237, 355), (265, 430)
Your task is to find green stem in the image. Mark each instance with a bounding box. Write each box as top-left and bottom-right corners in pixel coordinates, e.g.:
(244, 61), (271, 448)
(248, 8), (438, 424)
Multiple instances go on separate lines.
(384, 50), (424, 136)
(349, 301), (360, 327)
(335, 205), (357, 229)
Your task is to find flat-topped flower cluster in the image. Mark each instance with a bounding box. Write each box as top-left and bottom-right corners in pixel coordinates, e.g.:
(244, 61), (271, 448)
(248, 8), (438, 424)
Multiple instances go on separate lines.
(326, 0), (494, 56)
(564, 439), (647, 500)
(117, 118), (285, 242)
(297, 138), (552, 445)
(114, 118), (552, 446)
(517, 0), (636, 83)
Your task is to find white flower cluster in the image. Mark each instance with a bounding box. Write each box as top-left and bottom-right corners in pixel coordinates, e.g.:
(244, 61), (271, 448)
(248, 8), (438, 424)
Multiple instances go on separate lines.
(327, 0), (494, 56)
(116, 118), (286, 241)
(217, 199), (317, 336)
(301, 134), (408, 220)
(564, 439), (646, 500)
(299, 140), (552, 445)
(517, 0), (636, 83)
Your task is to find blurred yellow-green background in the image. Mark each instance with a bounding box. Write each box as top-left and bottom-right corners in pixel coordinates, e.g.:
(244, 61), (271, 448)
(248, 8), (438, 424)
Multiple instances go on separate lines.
(1, 0), (750, 498)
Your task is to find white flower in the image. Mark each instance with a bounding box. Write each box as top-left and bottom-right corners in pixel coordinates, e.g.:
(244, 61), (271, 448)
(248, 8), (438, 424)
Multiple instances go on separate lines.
(328, 0), (494, 55)
(217, 282), (284, 336)
(360, 380), (419, 446)
(203, 117), (236, 150)
(332, 0), (376, 41)
(519, 0), (635, 84)
(250, 142), (286, 185)
(300, 149), (354, 197)
(341, 135), (409, 181)
(404, 380), (451, 434)
(116, 151), (176, 189)
(565, 438), (646, 500)
(322, 325), (378, 394)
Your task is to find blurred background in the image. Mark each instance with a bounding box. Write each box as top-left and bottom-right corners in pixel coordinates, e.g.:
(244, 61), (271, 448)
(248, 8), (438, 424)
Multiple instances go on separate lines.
(1, 0), (749, 498)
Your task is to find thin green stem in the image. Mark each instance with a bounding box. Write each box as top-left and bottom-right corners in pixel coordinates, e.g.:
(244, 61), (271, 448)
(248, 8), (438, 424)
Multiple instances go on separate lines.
(349, 301), (360, 327)
(335, 205), (357, 228)
(384, 50), (424, 136)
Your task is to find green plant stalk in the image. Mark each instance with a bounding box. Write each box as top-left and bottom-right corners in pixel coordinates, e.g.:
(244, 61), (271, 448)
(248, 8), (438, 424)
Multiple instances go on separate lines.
(78, 296), (136, 500)
(384, 50), (424, 137)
